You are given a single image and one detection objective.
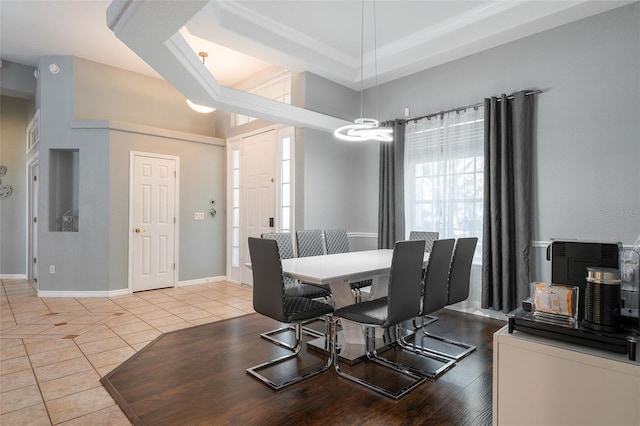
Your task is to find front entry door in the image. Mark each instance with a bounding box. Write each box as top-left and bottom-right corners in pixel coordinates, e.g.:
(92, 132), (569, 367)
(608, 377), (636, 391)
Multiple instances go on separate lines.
(241, 130), (276, 285)
(130, 152), (178, 292)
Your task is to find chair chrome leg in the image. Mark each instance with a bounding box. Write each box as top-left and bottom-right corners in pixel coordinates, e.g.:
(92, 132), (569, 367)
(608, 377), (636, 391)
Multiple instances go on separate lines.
(248, 320), (332, 390)
(401, 314), (438, 343)
(332, 320), (427, 400)
(260, 319), (324, 351)
(412, 314), (439, 329)
(387, 325), (456, 379)
(408, 329), (476, 361)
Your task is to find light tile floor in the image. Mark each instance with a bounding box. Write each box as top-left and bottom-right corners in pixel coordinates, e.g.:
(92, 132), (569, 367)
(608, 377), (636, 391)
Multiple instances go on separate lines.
(0, 279), (254, 425)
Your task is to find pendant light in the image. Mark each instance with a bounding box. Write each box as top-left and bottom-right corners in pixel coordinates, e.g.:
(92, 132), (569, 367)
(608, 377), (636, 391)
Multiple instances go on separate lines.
(187, 52), (216, 114)
(334, 0), (392, 142)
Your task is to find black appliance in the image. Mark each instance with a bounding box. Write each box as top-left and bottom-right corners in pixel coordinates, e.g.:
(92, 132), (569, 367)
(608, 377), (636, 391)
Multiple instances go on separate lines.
(507, 240), (639, 361)
(547, 240), (621, 319)
(583, 267), (622, 332)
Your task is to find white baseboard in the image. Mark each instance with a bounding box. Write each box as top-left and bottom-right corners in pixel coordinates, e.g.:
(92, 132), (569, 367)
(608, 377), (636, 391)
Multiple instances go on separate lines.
(177, 276), (227, 287)
(35, 277), (229, 298)
(37, 288), (131, 298)
(0, 274), (28, 279)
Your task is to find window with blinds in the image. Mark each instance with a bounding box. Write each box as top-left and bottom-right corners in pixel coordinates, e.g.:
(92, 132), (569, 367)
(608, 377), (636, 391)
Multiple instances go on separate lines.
(404, 106), (484, 260)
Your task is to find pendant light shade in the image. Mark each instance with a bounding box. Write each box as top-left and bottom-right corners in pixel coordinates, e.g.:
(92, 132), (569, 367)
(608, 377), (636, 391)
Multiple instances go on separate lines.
(334, 118), (392, 142)
(186, 99), (216, 114)
(335, 0), (392, 142)
(187, 52), (216, 114)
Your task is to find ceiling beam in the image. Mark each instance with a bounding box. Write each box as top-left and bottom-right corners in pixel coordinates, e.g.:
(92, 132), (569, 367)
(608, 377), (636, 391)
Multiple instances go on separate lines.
(107, 0), (350, 133)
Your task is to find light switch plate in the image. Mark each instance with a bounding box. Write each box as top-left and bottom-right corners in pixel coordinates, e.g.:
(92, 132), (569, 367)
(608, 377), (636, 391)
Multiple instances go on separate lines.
(194, 212), (205, 220)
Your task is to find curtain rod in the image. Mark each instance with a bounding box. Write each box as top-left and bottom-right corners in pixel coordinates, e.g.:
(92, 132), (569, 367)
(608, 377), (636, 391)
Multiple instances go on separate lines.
(399, 89), (542, 124)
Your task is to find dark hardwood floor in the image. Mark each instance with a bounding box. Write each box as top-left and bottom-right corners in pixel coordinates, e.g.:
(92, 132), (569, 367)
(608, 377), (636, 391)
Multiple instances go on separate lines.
(101, 309), (506, 426)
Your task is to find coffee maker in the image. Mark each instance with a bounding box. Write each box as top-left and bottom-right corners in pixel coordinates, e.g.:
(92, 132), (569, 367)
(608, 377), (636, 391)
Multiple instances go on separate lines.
(548, 239), (640, 330)
(548, 240), (621, 321)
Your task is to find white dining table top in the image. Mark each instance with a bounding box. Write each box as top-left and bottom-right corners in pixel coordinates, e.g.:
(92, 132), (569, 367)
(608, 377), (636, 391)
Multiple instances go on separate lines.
(280, 249), (429, 285)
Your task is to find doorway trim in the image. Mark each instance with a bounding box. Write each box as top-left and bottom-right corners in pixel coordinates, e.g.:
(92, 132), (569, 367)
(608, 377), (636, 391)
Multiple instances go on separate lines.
(26, 151), (40, 283)
(128, 151), (180, 293)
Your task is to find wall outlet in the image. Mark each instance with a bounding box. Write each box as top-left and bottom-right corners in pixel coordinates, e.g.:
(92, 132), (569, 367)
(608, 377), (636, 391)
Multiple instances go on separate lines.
(194, 212), (205, 220)
(49, 265), (55, 274)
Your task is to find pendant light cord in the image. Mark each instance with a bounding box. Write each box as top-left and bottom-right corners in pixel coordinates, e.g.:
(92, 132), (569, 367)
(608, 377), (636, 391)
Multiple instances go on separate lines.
(333, 0), (392, 142)
(359, 0), (364, 119)
(373, 0), (379, 122)
(359, 0), (380, 122)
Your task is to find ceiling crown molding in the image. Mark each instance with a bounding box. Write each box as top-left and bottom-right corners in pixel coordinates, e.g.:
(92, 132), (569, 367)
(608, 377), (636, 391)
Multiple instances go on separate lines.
(360, 0), (636, 88)
(188, 0), (636, 91)
(218, 0), (355, 66)
(106, 0), (635, 128)
(188, 0), (358, 88)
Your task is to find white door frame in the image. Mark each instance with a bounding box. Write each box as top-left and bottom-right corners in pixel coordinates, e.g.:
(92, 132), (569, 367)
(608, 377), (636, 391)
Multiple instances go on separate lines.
(226, 137), (242, 284)
(275, 126), (296, 233)
(26, 152), (39, 282)
(128, 151), (180, 293)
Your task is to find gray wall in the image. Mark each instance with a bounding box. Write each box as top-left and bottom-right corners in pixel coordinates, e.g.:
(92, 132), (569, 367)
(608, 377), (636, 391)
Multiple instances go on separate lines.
(0, 96), (30, 275)
(0, 60), (37, 101)
(298, 3), (639, 277)
(299, 126), (380, 250)
(36, 55), (111, 291)
(314, 3), (639, 280)
(296, 70), (379, 250)
(0, 61), (37, 277)
(108, 131), (225, 286)
(35, 56), (223, 292)
(73, 58), (214, 135)
(302, 128), (361, 230)
(369, 3), (639, 251)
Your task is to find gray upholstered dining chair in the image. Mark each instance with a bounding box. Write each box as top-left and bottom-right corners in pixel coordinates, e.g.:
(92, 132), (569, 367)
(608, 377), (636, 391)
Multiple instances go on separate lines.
(246, 237), (334, 390)
(295, 229), (325, 257)
(330, 239), (427, 399)
(323, 228), (372, 302)
(265, 231), (329, 293)
(409, 231), (439, 253)
(409, 230), (441, 323)
(260, 232), (331, 349)
(323, 228), (351, 255)
(410, 237), (478, 361)
(397, 238), (456, 378)
(261, 232), (330, 299)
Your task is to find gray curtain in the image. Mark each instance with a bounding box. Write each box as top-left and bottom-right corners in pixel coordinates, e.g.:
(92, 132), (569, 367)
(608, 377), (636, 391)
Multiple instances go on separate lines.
(378, 119), (405, 249)
(482, 91), (533, 313)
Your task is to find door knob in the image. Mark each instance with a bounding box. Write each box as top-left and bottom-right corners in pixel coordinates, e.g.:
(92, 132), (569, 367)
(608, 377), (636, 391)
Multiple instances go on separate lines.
(135, 228), (145, 233)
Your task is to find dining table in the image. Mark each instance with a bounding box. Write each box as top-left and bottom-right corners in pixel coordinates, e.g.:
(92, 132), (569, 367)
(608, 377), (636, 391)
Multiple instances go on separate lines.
(281, 248), (429, 363)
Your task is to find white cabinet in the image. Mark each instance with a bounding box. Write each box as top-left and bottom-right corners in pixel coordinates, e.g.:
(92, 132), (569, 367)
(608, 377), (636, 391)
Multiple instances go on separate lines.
(493, 326), (640, 426)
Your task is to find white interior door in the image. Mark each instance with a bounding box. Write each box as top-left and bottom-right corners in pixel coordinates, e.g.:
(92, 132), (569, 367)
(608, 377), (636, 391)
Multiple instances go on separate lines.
(130, 152), (178, 292)
(241, 130), (276, 285)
